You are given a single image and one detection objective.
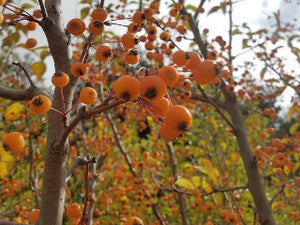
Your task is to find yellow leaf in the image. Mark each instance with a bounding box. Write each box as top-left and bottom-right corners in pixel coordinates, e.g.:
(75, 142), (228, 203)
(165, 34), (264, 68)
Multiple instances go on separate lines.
(175, 178), (196, 190)
(31, 61), (46, 80)
(287, 105), (300, 121)
(289, 123), (299, 135)
(284, 187), (293, 199)
(194, 165), (219, 185)
(284, 165), (291, 175)
(213, 192), (223, 205)
(191, 176), (201, 188)
(202, 179), (213, 192)
(292, 162), (300, 173)
(0, 146), (15, 179)
(201, 158), (213, 168)
(4, 102), (25, 121)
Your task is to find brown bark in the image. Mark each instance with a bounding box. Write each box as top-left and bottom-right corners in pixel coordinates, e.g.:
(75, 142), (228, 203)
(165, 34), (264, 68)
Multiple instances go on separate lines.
(38, 0), (76, 225)
(224, 91), (277, 225)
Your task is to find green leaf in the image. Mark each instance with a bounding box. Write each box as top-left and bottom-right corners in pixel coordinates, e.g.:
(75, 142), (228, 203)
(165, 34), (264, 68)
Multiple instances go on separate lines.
(21, 3), (33, 9)
(232, 28), (242, 35)
(80, 7), (90, 20)
(185, 4), (198, 12)
(175, 178), (196, 190)
(208, 6), (220, 15)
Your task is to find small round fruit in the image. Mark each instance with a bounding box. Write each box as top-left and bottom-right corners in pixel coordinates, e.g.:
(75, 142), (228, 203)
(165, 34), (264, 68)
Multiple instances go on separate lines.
(151, 97), (170, 116)
(140, 76), (167, 102)
(157, 65), (179, 87)
(51, 72), (70, 88)
(4, 132), (25, 153)
(88, 20), (104, 35)
(31, 95), (52, 114)
(25, 38), (37, 48)
(194, 60), (219, 85)
(67, 18), (86, 35)
(0, 13), (4, 24)
(172, 50), (190, 67)
(164, 105), (192, 133)
(0, 0), (6, 6)
(114, 75), (140, 100)
(33, 9), (43, 19)
(124, 216), (144, 225)
(124, 49), (139, 65)
(29, 208), (40, 224)
(79, 87), (97, 105)
(91, 8), (108, 21)
(70, 62), (89, 77)
(26, 21), (38, 31)
(95, 45), (113, 62)
(121, 33), (138, 49)
(185, 51), (202, 70)
(66, 203), (82, 219)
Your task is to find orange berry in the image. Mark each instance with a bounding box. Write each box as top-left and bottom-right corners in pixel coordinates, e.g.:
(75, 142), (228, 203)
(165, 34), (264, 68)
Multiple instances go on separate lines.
(25, 38), (37, 48)
(169, 8), (178, 17)
(127, 22), (141, 33)
(114, 75), (140, 100)
(95, 45), (113, 62)
(185, 51), (202, 70)
(221, 69), (231, 79)
(51, 72), (69, 88)
(151, 97), (170, 116)
(91, 8), (108, 22)
(146, 24), (157, 35)
(140, 75), (167, 102)
(124, 49), (139, 65)
(145, 41), (154, 50)
(194, 60), (219, 84)
(0, 0), (6, 6)
(66, 203), (82, 219)
(4, 132), (25, 153)
(121, 33), (138, 49)
(0, 13), (3, 24)
(143, 8), (154, 20)
(67, 18), (86, 35)
(159, 31), (170, 41)
(31, 95), (51, 114)
(176, 24), (186, 34)
(26, 21), (38, 31)
(164, 105), (192, 133)
(206, 50), (218, 60)
(70, 62), (89, 77)
(159, 125), (179, 141)
(33, 9), (43, 19)
(158, 65), (179, 87)
(124, 216), (144, 225)
(88, 20), (104, 35)
(132, 11), (145, 24)
(173, 3), (183, 10)
(172, 50), (190, 67)
(29, 209), (40, 224)
(79, 87), (97, 105)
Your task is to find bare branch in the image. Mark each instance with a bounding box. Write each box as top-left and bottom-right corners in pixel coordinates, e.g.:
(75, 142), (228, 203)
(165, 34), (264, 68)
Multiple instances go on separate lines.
(270, 184), (285, 206)
(0, 86), (48, 101)
(0, 221), (27, 225)
(12, 62), (36, 87)
(38, 0), (49, 18)
(66, 155), (96, 182)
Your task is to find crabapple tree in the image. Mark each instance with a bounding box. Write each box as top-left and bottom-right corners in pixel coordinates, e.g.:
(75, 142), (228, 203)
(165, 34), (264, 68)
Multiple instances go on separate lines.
(0, 0), (299, 225)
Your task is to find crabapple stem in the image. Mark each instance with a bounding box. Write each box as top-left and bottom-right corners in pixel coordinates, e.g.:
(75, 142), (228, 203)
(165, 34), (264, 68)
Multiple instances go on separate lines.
(65, 101), (81, 115)
(50, 107), (64, 116)
(59, 87), (66, 113)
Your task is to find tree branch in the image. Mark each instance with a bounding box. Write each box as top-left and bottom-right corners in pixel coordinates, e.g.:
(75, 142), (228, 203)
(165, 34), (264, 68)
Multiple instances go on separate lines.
(0, 221), (27, 225)
(12, 62), (36, 87)
(0, 86), (48, 101)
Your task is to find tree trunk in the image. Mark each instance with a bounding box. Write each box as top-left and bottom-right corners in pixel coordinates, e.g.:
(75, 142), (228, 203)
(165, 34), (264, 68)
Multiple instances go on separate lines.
(224, 91), (277, 225)
(39, 0), (76, 224)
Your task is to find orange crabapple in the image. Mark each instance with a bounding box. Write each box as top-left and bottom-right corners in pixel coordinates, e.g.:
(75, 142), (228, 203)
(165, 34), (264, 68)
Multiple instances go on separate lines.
(3, 132), (25, 153)
(66, 18), (85, 35)
(66, 203), (82, 219)
(172, 50), (190, 67)
(140, 75), (167, 103)
(164, 105), (192, 134)
(157, 65), (179, 87)
(79, 87), (98, 105)
(113, 75), (141, 100)
(30, 95), (52, 114)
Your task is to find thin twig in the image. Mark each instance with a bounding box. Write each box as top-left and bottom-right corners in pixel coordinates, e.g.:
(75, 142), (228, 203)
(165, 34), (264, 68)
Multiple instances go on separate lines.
(197, 84), (235, 131)
(65, 155), (96, 181)
(12, 62), (36, 87)
(270, 184), (285, 206)
(38, 0), (48, 18)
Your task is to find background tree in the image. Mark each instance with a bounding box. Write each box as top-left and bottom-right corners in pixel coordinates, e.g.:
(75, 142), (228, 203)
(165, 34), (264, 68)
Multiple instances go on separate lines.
(0, 0), (299, 225)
